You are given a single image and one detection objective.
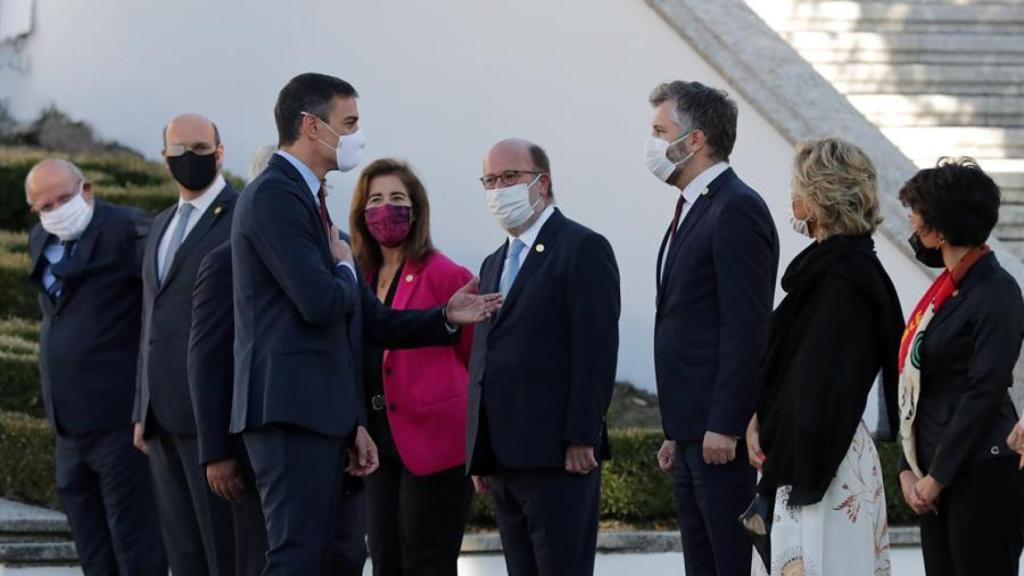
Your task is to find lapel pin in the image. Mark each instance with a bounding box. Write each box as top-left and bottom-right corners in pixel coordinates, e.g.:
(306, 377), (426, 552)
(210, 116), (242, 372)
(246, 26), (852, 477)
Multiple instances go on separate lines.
(700, 187), (709, 196)
(536, 244), (545, 253)
(405, 274), (414, 283)
(214, 205), (224, 216)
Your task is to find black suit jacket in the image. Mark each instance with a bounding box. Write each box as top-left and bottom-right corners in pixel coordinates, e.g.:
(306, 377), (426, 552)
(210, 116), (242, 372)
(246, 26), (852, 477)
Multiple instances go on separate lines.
(230, 153), (451, 438)
(29, 200), (151, 435)
(466, 209), (620, 473)
(900, 252), (1024, 487)
(133, 183), (238, 436)
(654, 168), (779, 443)
(188, 241), (237, 465)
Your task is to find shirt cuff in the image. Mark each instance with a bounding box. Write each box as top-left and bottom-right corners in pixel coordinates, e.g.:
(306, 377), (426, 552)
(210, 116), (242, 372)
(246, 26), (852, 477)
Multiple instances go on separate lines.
(441, 306), (459, 334)
(336, 261), (357, 278)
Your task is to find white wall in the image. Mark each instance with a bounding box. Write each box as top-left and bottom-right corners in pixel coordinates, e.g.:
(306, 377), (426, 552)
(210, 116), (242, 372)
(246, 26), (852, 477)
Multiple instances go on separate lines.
(0, 0), (931, 392)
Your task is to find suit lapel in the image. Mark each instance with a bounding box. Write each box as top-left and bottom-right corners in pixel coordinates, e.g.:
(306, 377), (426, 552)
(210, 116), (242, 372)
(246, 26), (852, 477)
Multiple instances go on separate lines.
(28, 227), (51, 287)
(268, 155), (331, 260)
(657, 169), (736, 308)
(158, 186), (236, 296)
(54, 203), (106, 312)
(491, 210), (566, 332)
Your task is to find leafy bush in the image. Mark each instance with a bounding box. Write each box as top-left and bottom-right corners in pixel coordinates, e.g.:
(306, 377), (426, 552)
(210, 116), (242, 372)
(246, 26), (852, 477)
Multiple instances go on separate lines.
(0, 230), (35, 318)
(0, 318), (43, 418)
(0, 412), (58, 509)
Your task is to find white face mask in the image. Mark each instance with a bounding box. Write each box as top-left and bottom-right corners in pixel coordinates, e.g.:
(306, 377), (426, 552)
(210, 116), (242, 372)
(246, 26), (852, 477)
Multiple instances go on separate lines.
(303, 112), (367, 173)
(39, 182), (94, 241)
(644, 131), (696, 183)
(789, 213), (813, 238)
(486, 174), (543, 230)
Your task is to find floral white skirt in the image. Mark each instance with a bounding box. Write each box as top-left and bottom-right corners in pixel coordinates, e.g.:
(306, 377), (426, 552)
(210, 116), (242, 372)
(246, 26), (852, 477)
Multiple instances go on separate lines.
(753, 422), (891, 576)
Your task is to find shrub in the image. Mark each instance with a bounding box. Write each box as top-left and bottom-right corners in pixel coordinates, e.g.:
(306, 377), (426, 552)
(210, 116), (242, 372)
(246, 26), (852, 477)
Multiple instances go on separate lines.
(0, 230), (35, 319)
(0, 412), (58, 509)
(0, 318), (43, 418)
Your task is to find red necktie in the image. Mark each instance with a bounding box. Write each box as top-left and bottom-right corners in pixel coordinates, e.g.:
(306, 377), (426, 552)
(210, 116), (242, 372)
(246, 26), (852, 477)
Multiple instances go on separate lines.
(668, 194), (686, 243)
(317, 183), (331, 238)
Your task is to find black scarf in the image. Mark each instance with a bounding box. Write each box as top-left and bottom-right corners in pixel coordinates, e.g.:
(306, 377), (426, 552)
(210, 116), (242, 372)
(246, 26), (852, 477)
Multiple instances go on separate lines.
(756, 234), (904, 506)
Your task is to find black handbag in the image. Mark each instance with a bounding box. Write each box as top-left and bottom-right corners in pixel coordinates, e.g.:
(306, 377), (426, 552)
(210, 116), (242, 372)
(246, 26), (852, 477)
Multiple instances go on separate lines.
(738, 492), (774, 568)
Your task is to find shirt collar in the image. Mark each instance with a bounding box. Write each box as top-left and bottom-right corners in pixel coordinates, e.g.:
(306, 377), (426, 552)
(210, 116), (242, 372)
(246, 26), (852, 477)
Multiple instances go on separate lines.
(178, 174), (225, 216)
(276, 150), (323, 201)
(681, 161), (729, 205)
(507, 204), (556, 252)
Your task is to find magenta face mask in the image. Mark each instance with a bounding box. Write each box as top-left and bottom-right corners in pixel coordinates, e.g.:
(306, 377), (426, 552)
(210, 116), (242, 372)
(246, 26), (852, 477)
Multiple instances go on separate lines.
(365, 204), (413, 247)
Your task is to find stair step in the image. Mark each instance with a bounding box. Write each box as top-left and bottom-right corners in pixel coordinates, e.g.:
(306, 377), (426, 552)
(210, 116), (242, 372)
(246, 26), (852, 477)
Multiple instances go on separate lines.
(784, 31), (1024, 55)
(0, 540), (78, 565)
(811, 62), (1024, 84)
(883, 127), (1024, 165)
(846, 94), (1024, 128)
(999, 240), (1024, 261)
(832, 79), (1024, 97)
(999, 205), (1024, 225)
(758, 1), (1024, 33)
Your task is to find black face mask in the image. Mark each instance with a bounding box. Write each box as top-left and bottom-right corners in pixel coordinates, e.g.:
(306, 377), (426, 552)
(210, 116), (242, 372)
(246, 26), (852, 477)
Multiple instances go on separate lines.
(167, 151), (218, 192)
(909, 233), (945, 268)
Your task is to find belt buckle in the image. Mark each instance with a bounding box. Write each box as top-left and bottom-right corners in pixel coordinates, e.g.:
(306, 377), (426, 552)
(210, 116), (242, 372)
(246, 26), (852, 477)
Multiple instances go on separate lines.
(371, 394), (386, 411)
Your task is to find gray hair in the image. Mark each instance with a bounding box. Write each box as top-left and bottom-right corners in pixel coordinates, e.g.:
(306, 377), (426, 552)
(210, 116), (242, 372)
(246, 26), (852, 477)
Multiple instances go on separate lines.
(24, 158), (85, 204)
(649, 81), (738, 162)
(248, 145), (278, 183)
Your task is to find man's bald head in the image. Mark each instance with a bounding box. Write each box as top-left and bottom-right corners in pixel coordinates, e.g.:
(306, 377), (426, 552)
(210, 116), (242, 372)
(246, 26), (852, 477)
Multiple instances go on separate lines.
(25, 158), (92, 213)
(483, 138), (554, 197)
(162, 113), (220, 149)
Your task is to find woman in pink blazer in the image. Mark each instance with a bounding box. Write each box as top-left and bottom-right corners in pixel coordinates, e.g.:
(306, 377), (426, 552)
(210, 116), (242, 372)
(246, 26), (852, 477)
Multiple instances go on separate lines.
(349, 158), (473, 576)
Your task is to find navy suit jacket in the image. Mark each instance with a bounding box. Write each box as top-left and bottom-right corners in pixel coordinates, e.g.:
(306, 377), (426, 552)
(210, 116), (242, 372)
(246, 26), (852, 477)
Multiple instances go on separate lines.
(230, 154), (451, 438)
(188, 241), (238, 465)
(29, 200), (151, 435)
(134, 183), (238, 436)
(654, 168), (779, 443)
(466, 209), (620, 472)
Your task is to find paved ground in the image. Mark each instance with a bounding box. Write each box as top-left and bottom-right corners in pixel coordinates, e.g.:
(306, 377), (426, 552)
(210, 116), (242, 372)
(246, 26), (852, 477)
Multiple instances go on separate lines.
(7, 548), (1023, 575)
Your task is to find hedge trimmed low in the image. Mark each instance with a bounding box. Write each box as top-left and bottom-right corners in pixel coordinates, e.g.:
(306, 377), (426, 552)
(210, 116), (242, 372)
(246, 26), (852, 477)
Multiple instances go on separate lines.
(0, 411), (58, 509)
(0, 318), (43, 418)
(0, 230), (35, 319)
(0, 417), (919, 528)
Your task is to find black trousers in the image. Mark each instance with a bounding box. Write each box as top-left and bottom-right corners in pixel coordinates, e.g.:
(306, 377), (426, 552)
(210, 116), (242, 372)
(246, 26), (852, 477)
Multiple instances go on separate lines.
(365, 412), (471, 576)
(245, 425), (363, 576)
(489, 468), (601, 576)
(672, 440), (756, 576)
(147, 424), (238, 576)
(56, 426), (166, 576)
(920, 456), (1024, 576)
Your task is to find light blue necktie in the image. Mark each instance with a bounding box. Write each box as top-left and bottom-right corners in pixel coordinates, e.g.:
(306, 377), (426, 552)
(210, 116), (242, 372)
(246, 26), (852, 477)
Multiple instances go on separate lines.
(160, 203), (195, 283)
(500, 239), (526, 296)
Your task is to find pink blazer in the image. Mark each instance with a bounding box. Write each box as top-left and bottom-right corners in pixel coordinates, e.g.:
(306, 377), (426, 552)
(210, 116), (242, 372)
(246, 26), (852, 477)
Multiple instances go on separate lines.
(379, 251), (473, 476)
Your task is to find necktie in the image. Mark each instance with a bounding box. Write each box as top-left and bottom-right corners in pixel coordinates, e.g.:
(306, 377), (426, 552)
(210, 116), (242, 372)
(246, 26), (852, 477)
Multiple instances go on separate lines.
(47, 240), (78, 299)
(500, 239), (526, 296)
(667, 194), (686, 244)
(317, 183), (332, 238)
(160, 203), (195, 283)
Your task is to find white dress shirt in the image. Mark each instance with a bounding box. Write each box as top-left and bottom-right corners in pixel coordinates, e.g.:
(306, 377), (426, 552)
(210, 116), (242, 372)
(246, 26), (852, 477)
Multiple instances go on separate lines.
(157, 174), (225, 275)
(660, 162), (730, 281)
(501, 204), (556, 288)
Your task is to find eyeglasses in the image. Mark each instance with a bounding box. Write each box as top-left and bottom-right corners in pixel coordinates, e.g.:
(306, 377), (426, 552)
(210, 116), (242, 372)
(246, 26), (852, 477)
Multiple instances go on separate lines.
(479, 170), (542, 189)
(163, 143), (217, 157)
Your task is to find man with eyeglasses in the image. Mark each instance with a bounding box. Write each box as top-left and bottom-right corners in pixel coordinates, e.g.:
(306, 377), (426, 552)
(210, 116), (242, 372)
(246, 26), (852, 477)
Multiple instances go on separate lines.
(466, 138), (621, 576)
(25, 159), (166, 575)
(132, 113), (245, 575)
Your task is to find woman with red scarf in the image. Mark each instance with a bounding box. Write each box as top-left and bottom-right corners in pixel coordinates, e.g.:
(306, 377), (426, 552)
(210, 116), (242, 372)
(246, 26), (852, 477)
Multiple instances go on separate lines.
(349, 159), (474, 575)
(897, 158), (1024, 576)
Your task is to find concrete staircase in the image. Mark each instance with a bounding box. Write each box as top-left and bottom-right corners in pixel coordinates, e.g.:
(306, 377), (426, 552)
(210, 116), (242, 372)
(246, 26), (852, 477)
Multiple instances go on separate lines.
(0, 499), (76, 568)
(745, 0), (1024, 258)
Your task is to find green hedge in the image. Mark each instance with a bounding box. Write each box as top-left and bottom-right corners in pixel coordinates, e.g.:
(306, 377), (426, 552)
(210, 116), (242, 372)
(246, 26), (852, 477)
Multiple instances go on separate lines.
(0, 147), (173, 230)
(0, 317), (43, 418)
(0, 410), (919, 528)
(0, 412), (58, 509)
(0, 230), (35, 318)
